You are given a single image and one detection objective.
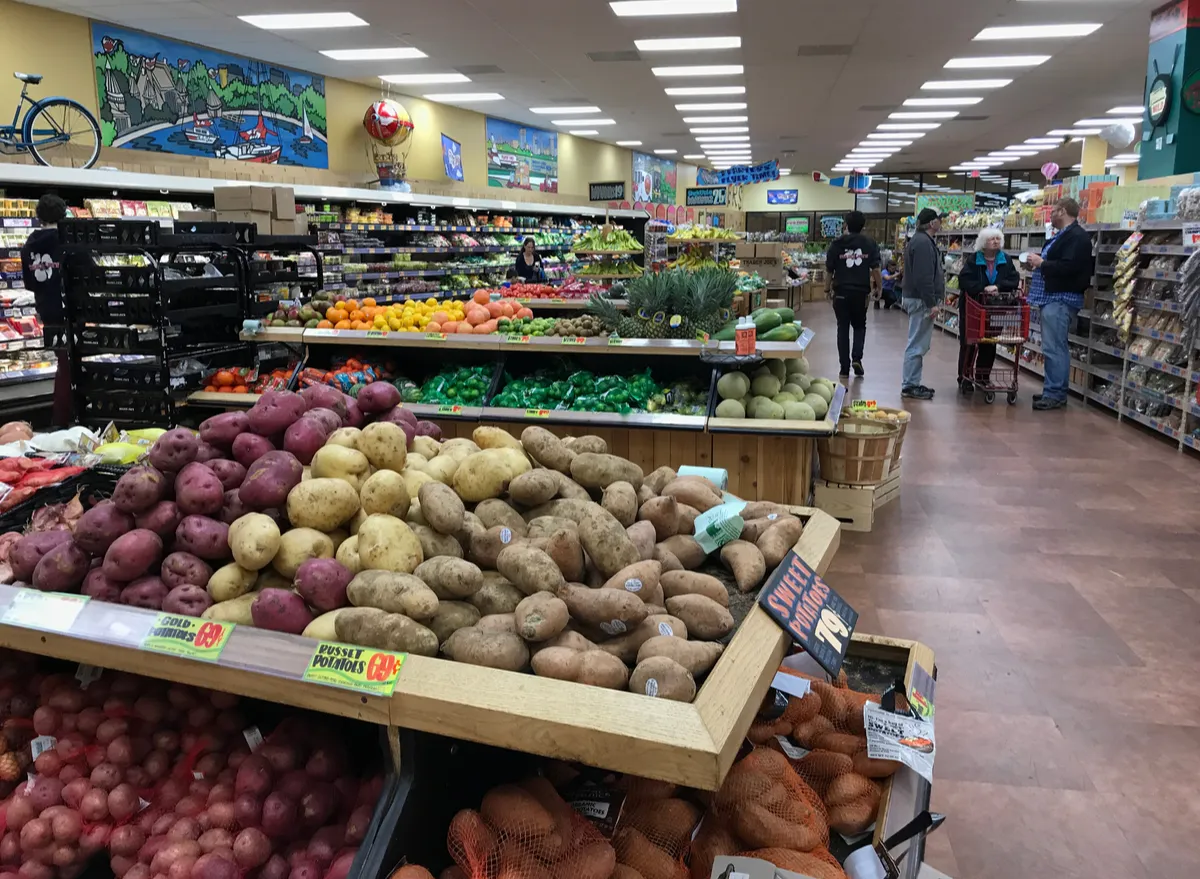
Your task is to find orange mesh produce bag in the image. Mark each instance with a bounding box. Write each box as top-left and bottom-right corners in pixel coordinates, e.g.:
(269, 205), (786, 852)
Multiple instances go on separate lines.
(611, 778), (696, 879)
(447, 776), (616, 879)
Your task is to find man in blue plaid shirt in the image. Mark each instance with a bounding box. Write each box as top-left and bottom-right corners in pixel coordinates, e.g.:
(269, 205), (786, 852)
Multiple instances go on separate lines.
(1025, 198), (1092, 411)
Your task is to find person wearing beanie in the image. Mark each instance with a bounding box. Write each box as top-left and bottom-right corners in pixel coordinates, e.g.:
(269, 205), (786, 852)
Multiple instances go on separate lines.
(899, 208), (945, 400)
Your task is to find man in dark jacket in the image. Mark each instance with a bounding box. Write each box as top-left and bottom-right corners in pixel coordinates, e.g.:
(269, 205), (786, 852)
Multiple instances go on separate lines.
(1026, 197), (1091, 411)
(825, 211), (881, 378)
(20, 194), (70, 426)
(900, 208), (945, 400)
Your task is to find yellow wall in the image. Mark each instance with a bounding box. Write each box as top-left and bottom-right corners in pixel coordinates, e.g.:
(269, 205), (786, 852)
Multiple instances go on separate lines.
(2, 0), (98, 117)
(738, 174), (855, 213)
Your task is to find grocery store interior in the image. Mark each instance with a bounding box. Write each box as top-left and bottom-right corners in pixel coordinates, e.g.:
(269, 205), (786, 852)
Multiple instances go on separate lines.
(0, 1), (1197, 878)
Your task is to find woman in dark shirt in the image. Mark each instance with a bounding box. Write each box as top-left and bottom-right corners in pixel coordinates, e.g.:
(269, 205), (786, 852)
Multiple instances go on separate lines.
(20, 194), (72, 425)
(514, 238), (545, 282)
(957, 227), (1021, 392)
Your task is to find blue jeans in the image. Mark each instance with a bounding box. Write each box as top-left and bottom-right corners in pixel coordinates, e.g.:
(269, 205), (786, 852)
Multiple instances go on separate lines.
(1039, 300), (1077, 401)
(902, 299), (934, 389)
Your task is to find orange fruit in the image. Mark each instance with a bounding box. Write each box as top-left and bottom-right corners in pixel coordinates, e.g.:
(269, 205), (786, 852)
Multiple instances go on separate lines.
(204, 385), (218, 393)
(325, 307), (340, 321)
(441, 321), (458, 333)
(344, 299), (359, 312)
(362, 297), (377, 308)
(349, 309), (365, 323)
(334, 319), (351, 330)
(472, 290), (491, 306)
(317, 319), (333, 329)
(456, 322), (475, 334)
(426, 322), (442, 333)
(232, 386), (248, 394)
(214, 370), (236, 387)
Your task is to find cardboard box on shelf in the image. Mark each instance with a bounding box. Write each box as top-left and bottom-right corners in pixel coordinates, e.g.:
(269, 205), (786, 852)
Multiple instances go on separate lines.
(176, 210), (217, 223)
(756, 242), (786, 259)
(213, 185), (272, 212)
(735, 242), (757, 260)
(269, 215), (308, 235)
(739, 256), (785, 286)
(216, 210), (271, 230)
(272, 186), (296, 220)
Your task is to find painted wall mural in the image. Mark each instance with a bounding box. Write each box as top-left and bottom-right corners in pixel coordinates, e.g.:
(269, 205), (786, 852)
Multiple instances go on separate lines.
(91, 23), (328, 168)
(632, 151), (677, 207)
(485, 117), (558, 192)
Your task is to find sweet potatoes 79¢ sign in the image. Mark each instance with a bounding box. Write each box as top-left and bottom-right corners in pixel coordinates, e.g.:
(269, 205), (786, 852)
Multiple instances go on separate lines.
(758, 550), (858, 677)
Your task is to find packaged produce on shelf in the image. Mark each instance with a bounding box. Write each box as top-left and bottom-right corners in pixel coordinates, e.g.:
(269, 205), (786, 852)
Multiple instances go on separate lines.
(736, 272), (767, 293)
(587, 269), (736, 339)
(491, 367), (707, 415)
(391, 280), (442, 297)
(415, 365), (493, 406)
(201, 365), (298, 396)
(0, 454), (84, 512)
(556, 279), (611, 299)
(572, 226), (642, 252)
(715, 357), (834, 421)
(0, 398), (806, 703)
(0, 650), (384, 879)
(301, 357), (394, 396)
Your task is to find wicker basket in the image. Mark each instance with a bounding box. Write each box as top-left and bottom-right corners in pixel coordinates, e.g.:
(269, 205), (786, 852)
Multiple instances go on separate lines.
(865, 407), (911, 460)
(817, 418), (900, 485)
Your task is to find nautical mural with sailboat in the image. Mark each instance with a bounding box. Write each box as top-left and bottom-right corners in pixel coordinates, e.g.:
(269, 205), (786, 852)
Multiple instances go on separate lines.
(91, 23), (327, 168)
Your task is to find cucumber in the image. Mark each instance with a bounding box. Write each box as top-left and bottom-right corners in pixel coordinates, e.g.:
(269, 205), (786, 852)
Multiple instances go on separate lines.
(760, 323), (800, 342)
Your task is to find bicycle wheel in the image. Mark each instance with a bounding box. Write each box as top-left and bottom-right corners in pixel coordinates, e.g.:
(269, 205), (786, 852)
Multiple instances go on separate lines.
(24, 98), (101, 169)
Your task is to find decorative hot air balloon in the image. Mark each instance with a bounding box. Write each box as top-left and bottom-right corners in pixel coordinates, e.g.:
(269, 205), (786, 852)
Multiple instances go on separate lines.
(1041, 162), (1060, 181)
(363, 99), (414, 146)
(1100, 122), (1136, 150)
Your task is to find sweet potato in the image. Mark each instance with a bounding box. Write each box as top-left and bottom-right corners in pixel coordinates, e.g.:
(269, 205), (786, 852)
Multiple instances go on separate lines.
(620, 798), (701, 853)
(496, 545), (564, 596)
(756, 518), (805, 569)
(119, 575), (169, 609)
(625, 520), (657, 561)
(232, 432), (276, 469)
(578, 507), (640, 578)
(637, 497), (679, 541)
(629, 657), (695, 702)
(601, 482), (638, 527)
(101, 529), (163, 582)
(147, 428), (199, 473)
(642, 466), (677, 495)
(174, 516), (230, 562)
(656, 535), (706, 570)
(558, 584), (647, 634)
(112, 464), (167, 514)
(663, 595), (734, 640)
(31, 541), (90, 592)
(175, 462), (225, 517)
(636, 636), (724, 676)
(569, 453), (643, 491)
(719, 540), (766, 592)
(199, 412), (249, 449)
(852, 748), (901, 779)
(660, 571), (728, 607)
(71, 501), (133, 556)
(601, 560), (663, 606)
(514, 592), (569, 642)
(247, 390), (307, 436)
(613, 827), (679, 879)
(480, 785), (555, 838)
(660, 478), (723, 513)
(539, 529), (584, 581)
(675, 504), (700, 535)
(595, 615), (687, 664)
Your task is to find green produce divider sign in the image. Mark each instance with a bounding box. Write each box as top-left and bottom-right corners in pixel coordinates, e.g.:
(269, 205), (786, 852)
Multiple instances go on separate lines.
(141, 615), (234, 662)
(303, 642), (406, 696)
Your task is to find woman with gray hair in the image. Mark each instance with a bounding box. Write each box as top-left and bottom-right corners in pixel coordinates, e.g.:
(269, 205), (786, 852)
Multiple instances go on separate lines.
(957, 227), (1020, 393)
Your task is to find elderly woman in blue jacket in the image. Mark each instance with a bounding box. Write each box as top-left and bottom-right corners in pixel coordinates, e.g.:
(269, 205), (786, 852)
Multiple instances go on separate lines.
(957, 227), (1020, 392)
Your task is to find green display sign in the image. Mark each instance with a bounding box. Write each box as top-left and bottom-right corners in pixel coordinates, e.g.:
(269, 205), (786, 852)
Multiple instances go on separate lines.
(785, 216), (810, 235)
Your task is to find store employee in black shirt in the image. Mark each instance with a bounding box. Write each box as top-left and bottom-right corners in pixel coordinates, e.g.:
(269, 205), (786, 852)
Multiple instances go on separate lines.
(825, 211), (881, 379)
(20, 194), (71, 425)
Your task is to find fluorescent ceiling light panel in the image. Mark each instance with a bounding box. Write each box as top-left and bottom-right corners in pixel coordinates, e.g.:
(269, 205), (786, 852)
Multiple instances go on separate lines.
(616, 140), (643, 146)
(675, 102), (746, 111)
(380, 73), (469, 84)
(321, 47), (425, 60)
(653, 148), (678, 154)
(1003, 146), (1042, 153)
(552, 118), (616, 126)
(682, 116), (748, 123)
(611, 0), (736, 16)
(945, 56), (1050, 69)
(778, 168), (790, 174)
(889, 111), (959, 120)
(975, 23), (1100, 40)
(690, 126), (749, 133)
(866, 133), (921, 140)
(921, 79), (1011, 90)
(1076, 117), (1141, 125)
(424, 92), (503, 102)
(1108, 106), (1142, 115)
(988, 152), (1026, 158)
(1048, 128), (1099, 136)
(664, 86), (745, 95)
(905, 97), (983, 107)
(683, 154), (707, 159)
(1112, 153), (1140, 160)
(635, 36), (740, 50)
(530, 106), (601, 114)
(652, 65), (743, 76)
(240, 12), (366, 28)
(569, 130), (599, 135)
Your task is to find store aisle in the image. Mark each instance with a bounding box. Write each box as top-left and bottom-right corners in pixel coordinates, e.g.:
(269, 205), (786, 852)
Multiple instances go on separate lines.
(802, 304), (1200, 879)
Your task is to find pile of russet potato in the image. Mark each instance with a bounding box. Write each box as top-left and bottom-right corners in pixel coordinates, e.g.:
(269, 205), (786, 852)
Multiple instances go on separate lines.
(41, 387), (808, 703)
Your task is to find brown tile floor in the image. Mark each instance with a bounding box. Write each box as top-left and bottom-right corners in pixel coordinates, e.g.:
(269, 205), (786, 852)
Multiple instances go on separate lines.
(801, 303), (1200, 879)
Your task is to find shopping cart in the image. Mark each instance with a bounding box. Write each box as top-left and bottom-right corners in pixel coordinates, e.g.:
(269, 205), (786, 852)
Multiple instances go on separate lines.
(961, 294), (1031, 405)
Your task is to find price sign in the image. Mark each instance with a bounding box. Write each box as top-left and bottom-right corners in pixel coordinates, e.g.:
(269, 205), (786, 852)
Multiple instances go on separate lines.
(524, 408), (551, 419)
(141, 615), (234, 662)
(851, 399), (878, 412)
(758, 550), (858, 678)
(2, 590), (89, 634)
(1183, 223), (1200, 249)
(548, 298), (567, 303)
(436, 405), (463, 415)
(607, 336), (624, 346)
(561, 337), (587, 346)
(303, 642), (405, 697)
(504, 335), (531, 344)
(364, 329), (386, 338)
(424, 333), (447, 341)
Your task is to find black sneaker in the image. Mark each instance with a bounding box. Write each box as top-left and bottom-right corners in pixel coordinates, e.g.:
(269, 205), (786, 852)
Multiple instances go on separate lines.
(918, 385), (936, 396)
(852, 360), (865, 377)
(1032, 393), (1044, 402)
(902, 386), (934, 400)
(1033, 397), (1066, 411)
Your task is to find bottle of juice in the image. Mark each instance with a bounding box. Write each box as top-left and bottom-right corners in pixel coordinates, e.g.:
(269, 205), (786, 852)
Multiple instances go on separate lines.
(735, 316), (756, 355)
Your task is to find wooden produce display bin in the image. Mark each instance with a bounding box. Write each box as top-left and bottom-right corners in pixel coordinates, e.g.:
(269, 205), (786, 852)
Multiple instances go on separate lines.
(815, 464), (903, 532)
(0, 509), (841, 791)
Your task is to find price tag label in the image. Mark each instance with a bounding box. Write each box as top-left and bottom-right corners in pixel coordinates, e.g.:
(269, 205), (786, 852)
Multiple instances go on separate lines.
(607, 335), (624, 346)
(561, 336), (587, 346)
(851, 399), (878, 411)
(1183, 223), (1200, 249)
(524, 408), (551, 419)
(141, 615), (234, 662)
(364, 329), (387, 338)
(548, 298), (567, 303)
(437, 405), (463, 415)
(2, 590), (89, 634)
(504, 335), (531, 344)
(757, 550), (858, 678)
(424, 333), (447, 341)
(303, 642), (405, 697)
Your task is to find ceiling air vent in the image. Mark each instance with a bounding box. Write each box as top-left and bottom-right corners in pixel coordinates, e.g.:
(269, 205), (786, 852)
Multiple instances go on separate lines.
(797, 44), (853, 57)
(588, 50), (642, 63)
(455, 65), (504, 75)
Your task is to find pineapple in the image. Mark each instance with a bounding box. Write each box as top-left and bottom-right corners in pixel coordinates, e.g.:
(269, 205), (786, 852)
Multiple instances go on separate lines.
(635, 272), (674, 338)
(664, 270), (695, 339)
(586, 293), (640, 337)
(693, 267), (737, 335)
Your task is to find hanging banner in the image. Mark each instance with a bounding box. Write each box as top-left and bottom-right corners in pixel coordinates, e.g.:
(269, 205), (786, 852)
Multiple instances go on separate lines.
(696, 167), (722, 185)
(716, 160), (779, 186)
(685, 186), (727, 207)
(441, 134), (464, 182)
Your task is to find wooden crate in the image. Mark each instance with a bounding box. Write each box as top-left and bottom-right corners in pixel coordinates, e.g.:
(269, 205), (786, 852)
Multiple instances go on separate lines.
(814, 465), (902, 532)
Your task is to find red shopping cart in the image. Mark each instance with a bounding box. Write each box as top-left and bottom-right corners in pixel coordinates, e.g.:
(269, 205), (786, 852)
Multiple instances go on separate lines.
(961, 294), (1031, 405)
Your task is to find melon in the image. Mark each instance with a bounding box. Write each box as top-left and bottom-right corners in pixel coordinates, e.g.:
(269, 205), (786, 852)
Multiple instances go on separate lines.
(795, 375), (814, 393)
(808, 383), (834, 404)
(715, 399), (746, 419)
(782, 383), (805, 398)
(766, 360), (787, 381)
(783, 401), (817, 421)
(773, 393), (798, 405)
(750, 375), (781, 398)
(755, 400), (785, 420)
(804, 394), (830, 418)
(717, 371), (750, 400)
(785, 356), (810, 376)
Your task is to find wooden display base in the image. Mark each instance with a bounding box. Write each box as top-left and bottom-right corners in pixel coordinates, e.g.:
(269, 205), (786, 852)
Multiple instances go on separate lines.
(814, 465), (902, 532)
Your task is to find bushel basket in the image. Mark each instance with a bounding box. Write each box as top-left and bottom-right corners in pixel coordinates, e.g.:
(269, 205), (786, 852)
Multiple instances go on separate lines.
(817, 418), (898, 485)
